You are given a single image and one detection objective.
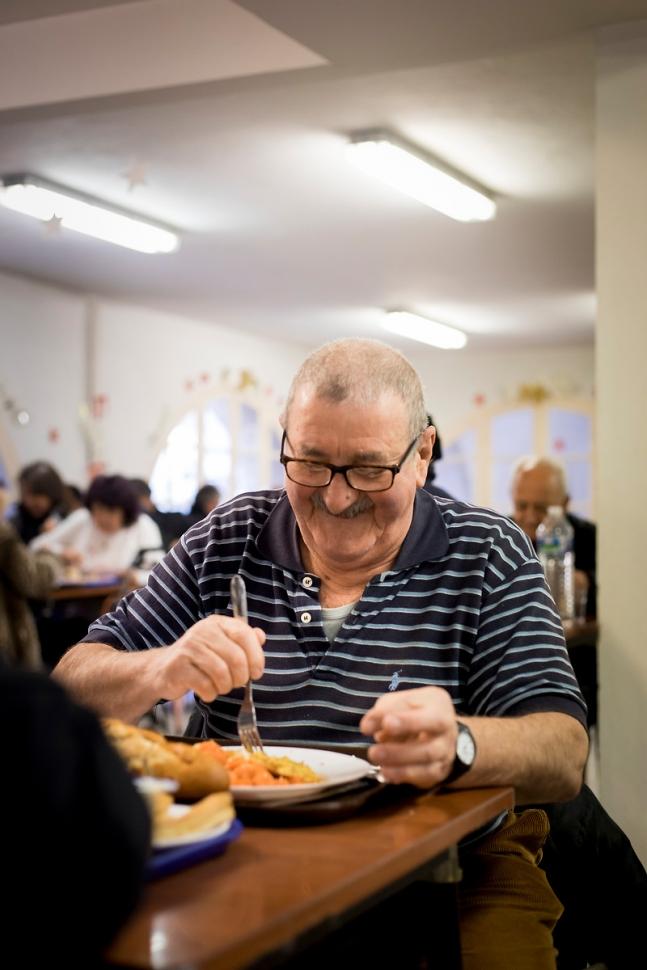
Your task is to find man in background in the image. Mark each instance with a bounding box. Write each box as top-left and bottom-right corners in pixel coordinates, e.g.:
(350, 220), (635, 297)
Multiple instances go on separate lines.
(510, 455), (596, 618)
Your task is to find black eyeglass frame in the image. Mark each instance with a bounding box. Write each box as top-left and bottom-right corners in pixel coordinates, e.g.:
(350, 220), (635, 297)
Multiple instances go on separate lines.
(279, 430), (422, 493)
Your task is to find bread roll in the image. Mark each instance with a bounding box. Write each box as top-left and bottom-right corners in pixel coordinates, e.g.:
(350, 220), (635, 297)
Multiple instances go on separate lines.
(153, 792), (235, 842)
(103, 718), (229, 799)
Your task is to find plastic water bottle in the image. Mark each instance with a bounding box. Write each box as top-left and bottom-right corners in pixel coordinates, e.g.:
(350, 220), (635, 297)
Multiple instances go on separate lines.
(536, 506), (575, 621)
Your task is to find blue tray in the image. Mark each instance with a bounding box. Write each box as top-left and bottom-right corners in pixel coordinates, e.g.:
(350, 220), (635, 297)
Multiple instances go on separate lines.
(146, 818), (243, 880)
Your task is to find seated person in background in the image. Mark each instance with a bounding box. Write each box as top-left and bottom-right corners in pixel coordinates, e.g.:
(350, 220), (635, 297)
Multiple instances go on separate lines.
(130, 477), (192, 551)
(60, 481), (85, 518)
(31, 474), (163, 578)
(5, 460), (65, 543)
(188, 483), (221, 524)
(0, 479), (62, 668)
(56, 338), (588, 970)
(510, 455), (597, 617)
(2, 659), (150, 967)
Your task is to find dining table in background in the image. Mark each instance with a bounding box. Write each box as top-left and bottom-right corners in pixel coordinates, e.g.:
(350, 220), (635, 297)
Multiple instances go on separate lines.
(38, 576), (126, 669)
(104, 785), (514, 970)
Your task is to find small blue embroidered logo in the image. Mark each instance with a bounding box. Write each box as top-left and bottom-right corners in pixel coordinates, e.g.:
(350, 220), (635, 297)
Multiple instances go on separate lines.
(388, 669), (402, 692)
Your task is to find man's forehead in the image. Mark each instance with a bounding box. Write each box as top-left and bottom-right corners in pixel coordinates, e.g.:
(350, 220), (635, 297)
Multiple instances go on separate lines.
(514, 468), (564, 500)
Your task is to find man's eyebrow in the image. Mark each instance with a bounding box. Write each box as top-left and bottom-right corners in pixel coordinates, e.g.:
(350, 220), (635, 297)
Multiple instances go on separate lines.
(298, 444), (387, 463)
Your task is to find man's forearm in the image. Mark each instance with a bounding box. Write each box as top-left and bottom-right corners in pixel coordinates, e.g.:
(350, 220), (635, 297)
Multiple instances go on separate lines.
(53, 642), (164, 722)
(456, 712), (588, 804)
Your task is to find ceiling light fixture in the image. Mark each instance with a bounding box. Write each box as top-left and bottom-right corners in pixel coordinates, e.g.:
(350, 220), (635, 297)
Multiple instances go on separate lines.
(348, 129), (496, 222)
(383, 310), (468, 350)
(0, 173), (179, 253)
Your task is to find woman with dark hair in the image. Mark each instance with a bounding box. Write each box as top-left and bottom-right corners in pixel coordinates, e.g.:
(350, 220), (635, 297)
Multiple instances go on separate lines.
(189, 483), (221, 520)
(31, 474), (162, 577)
(7, 461), (65, 543)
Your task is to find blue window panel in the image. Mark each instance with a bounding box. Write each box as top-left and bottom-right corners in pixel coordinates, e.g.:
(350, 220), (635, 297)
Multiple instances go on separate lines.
(491, 459), (517, 516)
(203, 450), (232, 497)
(203, 400), (230, 451)
(444, 428), (477, 459)
(271, 431), (284, 489)
(563, 461), (590, 505)
(491, 409), (533, 456)
(235, 452), (259, 496)
(240, 403), (260, 450)
(435, 462), (474, 504)
(438, 429), (477, 503)
(548, 409), (592, 455)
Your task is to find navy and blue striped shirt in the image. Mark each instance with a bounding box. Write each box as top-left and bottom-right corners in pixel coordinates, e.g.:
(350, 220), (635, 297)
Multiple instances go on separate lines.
(83, 488), (586, 746)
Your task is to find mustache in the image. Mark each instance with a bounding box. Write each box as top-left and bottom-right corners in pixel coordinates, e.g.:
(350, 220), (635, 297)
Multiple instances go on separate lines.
(311, 491), (373, 519)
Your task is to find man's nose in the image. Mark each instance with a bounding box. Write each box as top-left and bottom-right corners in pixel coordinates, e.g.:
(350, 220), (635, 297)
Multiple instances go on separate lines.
(322, 472), (359, 513)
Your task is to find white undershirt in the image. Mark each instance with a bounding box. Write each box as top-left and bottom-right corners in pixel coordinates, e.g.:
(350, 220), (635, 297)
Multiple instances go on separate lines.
(320, 601), (358, 642)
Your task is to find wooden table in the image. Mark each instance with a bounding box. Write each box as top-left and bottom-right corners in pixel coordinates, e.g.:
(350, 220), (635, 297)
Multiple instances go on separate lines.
(105, 786), (514, 970)
(49, 580), (124, 602)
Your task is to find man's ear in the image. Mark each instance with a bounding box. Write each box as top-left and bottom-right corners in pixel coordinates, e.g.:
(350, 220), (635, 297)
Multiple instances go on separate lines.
(415, 426), (436, 486)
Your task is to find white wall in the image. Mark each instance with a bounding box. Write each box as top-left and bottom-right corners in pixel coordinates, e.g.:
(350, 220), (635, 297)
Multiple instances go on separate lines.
(1, 269), (595, 494)
(0, 272), (87, 483)
(413, 344), (594, 437)
(93, 301), (305, 479)
(596, 24), (647, 866)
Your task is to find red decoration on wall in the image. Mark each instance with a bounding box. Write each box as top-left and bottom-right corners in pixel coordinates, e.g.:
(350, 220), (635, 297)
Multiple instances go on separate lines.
(48, 427), (60, 443)
(473, 393), (486, 407)
(87, 460), (106, 480)
(185, 379), (194, 392)
(91, 393), (109, 419)
(553, 438), (566, 452)
(200, 372), (210, 384)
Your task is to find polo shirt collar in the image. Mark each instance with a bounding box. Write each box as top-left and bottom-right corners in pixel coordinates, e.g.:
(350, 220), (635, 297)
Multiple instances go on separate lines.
(256, 488), (449, 572)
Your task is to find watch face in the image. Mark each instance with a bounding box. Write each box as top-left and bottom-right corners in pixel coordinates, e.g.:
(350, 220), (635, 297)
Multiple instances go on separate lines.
(456, 726), (476, 765)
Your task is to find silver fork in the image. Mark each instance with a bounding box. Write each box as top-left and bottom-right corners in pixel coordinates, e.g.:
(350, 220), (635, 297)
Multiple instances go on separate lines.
(230, 574), (264, 754)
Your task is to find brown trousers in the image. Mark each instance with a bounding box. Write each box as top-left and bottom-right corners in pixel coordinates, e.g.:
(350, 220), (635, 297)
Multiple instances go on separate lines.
(458, 809), (563, 970)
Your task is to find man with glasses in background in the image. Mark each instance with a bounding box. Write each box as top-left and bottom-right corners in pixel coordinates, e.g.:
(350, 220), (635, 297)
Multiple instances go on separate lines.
(56, 338), (588, 969)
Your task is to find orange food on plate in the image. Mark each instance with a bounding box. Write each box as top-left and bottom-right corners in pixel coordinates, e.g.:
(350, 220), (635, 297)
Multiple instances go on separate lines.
(194, 740), (320, 786)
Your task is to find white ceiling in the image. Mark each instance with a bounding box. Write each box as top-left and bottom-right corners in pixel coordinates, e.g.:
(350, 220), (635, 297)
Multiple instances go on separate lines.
(1, 0), (647, 351)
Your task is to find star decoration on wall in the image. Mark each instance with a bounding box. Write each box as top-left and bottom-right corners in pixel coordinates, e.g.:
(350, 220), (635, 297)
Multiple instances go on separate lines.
(44, 214), (63, 235)
(236, 369), (258, 391)
(122, 161), (149, 192)
(516, 383), (550, 404)
(473, 392), (486, 407)
(48, 427), (60, 443)
(185, 379), (194, 392)
(553, 438), (566, 452)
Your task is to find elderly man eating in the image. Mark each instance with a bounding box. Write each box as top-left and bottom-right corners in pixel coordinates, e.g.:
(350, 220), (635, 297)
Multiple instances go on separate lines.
(55, 338), (588, 969)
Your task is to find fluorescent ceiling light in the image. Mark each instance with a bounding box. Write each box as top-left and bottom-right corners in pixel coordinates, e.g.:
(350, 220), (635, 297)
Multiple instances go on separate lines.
(0, 174), (179, 253)
(383, 310), (468, 350)
(348, 130), (496, 223)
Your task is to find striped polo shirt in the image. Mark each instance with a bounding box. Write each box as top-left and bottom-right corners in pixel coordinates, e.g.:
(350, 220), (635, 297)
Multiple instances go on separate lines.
(83, 488), (586, 745)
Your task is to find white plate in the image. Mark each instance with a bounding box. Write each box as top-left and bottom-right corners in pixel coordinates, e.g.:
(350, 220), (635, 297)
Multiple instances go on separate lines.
(228, 746), (374, 805)
(152, 804), (234, 850)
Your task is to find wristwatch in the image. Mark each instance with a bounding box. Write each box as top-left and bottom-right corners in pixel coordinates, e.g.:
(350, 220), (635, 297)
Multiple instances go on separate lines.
(444, 720), (477, 784)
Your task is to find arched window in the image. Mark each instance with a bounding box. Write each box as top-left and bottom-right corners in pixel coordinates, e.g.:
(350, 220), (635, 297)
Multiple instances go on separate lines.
(435, 397), (595, 519)
(149, 390), (283, 512)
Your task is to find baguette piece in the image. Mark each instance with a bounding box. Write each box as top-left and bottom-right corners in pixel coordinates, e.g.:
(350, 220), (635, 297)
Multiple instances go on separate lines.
(103, 718), (229, 799)
(153, 792), (235, 842)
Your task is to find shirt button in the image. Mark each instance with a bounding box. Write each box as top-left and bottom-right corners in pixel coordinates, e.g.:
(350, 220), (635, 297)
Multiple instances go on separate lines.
(303, 576), (313, 589)
(301, 611), (312, 624)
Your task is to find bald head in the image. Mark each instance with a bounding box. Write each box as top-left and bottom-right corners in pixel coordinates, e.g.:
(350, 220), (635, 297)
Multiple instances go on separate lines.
(510, 456), (569, 542)
(282, 338), (429, 439)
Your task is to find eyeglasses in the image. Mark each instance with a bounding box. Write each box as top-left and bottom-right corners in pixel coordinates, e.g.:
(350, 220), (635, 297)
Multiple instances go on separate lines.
(279, 430), (421, 493)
